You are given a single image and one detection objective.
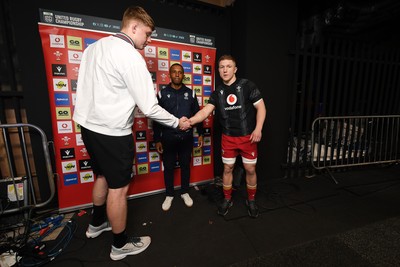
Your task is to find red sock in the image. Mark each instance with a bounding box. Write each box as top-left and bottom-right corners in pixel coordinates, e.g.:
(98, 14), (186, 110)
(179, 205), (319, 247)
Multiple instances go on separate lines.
(247, 184), (257, 201)
(223, 184), (232, 200)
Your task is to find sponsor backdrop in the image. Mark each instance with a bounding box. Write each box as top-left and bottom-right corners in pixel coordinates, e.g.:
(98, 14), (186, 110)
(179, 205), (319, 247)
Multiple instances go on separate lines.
(38, 9), (216, 211)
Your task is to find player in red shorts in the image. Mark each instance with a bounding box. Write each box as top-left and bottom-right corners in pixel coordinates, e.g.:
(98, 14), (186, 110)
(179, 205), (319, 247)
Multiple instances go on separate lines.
(189, 54), (266, 218)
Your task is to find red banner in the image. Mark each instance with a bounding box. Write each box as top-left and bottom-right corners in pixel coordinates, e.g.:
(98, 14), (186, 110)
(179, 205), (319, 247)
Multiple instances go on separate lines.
(38, 22), (216, 211)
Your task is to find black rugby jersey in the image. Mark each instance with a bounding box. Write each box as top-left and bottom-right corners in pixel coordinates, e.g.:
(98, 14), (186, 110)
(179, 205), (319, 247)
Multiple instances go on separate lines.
(209, 78), (262, 136)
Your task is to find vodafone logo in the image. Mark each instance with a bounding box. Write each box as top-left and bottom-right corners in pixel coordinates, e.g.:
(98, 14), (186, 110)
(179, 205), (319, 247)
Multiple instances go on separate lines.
(226, 94), (237, 105)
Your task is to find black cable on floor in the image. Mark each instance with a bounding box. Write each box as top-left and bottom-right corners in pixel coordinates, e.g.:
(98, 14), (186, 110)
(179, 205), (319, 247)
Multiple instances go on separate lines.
(16, 219), (77, 267)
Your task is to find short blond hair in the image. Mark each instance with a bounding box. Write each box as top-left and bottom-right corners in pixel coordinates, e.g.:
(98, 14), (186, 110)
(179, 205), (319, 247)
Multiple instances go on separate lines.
(218, 54), (237, 67)
(121, 6), (155, 31)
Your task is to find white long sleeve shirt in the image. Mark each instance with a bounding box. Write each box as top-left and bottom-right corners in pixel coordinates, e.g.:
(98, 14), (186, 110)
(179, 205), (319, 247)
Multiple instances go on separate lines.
(73, 34), (179, 136)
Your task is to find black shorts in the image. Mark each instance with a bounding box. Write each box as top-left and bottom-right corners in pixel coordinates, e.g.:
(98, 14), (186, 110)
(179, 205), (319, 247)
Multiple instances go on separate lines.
(80, 126), (134, 189)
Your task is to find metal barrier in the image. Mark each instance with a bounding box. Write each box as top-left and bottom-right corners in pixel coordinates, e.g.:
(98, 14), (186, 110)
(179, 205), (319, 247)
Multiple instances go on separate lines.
(311, 115), (400, 183)
(0, 123), (55, 215)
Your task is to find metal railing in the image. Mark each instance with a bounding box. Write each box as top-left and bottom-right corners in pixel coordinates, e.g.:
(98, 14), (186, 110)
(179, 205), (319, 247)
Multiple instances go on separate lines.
(0, 123), (55, 215)
(311, 115), (400, 183)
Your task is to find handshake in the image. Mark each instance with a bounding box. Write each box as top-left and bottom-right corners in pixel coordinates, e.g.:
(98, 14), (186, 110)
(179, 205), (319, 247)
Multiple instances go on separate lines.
(178, 116), (193, 131)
